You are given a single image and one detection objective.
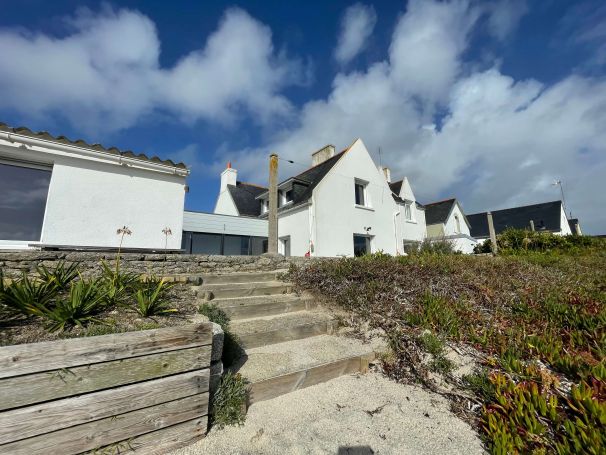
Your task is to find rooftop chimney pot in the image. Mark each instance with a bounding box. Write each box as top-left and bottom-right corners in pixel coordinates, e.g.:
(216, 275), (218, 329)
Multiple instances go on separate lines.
(311, 145), (335, 166)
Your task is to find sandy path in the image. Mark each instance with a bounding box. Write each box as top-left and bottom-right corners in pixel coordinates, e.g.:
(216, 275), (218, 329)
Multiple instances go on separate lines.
(171, 372), (485, 455)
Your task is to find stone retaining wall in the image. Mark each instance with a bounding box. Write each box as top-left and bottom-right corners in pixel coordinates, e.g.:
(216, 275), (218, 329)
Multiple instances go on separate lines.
(0, 251), (318, 280)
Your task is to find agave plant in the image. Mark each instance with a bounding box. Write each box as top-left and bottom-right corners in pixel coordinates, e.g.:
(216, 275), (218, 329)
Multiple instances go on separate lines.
(45, 278), (108, 332)
(135, 277), (176, 317)
(1, 273), (59, 318)
(100, 260), (139, 306)
(36, 261), (80, 290)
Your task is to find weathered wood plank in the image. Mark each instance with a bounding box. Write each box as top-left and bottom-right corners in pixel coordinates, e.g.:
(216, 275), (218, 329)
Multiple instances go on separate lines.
(0, 345), (211, 411)
(249, 355), (363, 404)
(96, 416), (208, 454)
(0, 369), (209, 445)
(0, 393), (209, 455)
(0, 323), (212, 379)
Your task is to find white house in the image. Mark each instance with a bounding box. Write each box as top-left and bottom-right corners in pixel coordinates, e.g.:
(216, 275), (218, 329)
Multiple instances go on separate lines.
(467, 200), (577, 239)
(0, 123), (189, 250)
(214, 139), (428, 257)
(423, 198), (478, 253)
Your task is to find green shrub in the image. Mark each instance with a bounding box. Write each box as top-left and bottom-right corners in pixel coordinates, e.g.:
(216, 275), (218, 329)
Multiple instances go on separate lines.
(409, 238), (458, 255)
(45, 278), (108, 332)
(199, 303), (230, 330)
(134, 277), (175, 317)
(100, 261), (140, 306)
(212, 371), (248, 429)
(36, 261), (79, 290)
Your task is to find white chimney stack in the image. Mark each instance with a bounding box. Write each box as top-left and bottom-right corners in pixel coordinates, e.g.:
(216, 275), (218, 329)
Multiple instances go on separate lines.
(220, 162), (237, 191)
(311, 145), (335, 166)
(382, 166), (391, 183)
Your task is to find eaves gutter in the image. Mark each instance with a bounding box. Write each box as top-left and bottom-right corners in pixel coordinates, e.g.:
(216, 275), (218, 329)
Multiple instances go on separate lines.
(0, 131), (190, 177)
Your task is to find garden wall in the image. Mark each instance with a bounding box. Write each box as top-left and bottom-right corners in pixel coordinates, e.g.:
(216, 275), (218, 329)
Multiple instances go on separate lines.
(0, 323), (214, 454)
(0, 251), (317, 280)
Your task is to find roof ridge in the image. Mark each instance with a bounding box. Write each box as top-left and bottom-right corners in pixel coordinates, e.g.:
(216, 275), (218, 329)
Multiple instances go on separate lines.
(0, 121), (188, 170)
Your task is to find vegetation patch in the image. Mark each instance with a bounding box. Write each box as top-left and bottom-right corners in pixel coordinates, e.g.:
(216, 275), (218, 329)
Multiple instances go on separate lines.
(199, 303), (244, 367)
(288, 230), (606, 454)
(0, 261), (196, 346)
(211, 371), (248, 429)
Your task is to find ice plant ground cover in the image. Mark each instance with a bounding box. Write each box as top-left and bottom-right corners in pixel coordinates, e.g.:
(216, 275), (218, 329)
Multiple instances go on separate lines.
(287, 234), (606, 454)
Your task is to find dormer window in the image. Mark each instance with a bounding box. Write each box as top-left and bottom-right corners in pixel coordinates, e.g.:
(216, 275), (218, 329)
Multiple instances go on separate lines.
(261, 199), (269, 214)
(285, 189), (293, 203)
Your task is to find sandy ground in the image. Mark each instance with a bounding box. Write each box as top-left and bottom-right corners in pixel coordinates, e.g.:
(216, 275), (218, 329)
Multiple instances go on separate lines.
(171, 372), (485, 455)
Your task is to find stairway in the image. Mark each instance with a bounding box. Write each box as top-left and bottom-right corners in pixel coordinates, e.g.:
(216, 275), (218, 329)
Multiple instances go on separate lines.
(193, 270), (382, 405)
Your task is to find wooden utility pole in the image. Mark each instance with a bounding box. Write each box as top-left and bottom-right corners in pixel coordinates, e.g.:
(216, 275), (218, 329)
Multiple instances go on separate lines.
(268, 153), (279, 254)
(487, 211), (498, 255)
(530, 220), (535, 232)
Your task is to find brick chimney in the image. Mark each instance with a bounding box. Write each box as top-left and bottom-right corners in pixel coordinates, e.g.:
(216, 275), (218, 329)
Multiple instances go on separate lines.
(220, 162), (237, 191)
(311, 145), (335, 166)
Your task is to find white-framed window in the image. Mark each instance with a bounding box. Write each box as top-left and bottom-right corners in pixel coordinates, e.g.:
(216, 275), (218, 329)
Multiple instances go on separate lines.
(404, 202), (412, 221)
(454, 214), (461, 233)
(354, 179), (369, 207)
(261, 199), (269, 214)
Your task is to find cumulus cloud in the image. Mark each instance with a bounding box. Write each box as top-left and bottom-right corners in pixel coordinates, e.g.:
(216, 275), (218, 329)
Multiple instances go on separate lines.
(0, 6), (303, 133)
(334, 3), (377, 65)
(223, 0), (606, 233)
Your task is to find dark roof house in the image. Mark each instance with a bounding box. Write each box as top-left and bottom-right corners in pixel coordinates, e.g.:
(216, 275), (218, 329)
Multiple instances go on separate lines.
(467, 200), (573, 238)
(424, 198), (470, 228)
(227, 182), (268, 217)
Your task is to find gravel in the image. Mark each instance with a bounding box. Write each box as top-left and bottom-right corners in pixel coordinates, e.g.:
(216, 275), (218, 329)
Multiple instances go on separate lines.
(170, 372), (485, 455)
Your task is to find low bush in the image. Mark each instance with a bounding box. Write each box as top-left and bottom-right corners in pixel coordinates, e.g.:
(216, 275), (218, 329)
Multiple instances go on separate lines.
(199, 303), (244, 367)
(199, 303), (231, 329)
(36, 261), (79, 290)
(287, 245), (606, 453)
(474, 228), (604, 254)
(212, 371), (248, 429)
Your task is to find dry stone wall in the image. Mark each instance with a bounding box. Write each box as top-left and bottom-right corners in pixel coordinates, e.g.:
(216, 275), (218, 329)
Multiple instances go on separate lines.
(0, 251), (317, 280)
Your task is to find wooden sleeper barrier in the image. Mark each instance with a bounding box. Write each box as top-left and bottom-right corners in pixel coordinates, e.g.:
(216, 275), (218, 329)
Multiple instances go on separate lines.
(0, 323), (213, 454)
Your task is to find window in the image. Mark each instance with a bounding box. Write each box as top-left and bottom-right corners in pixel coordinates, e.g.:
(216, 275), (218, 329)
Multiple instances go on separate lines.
(223, 235), (250, 255)
(454, 214), (461, 233)
(183, 232), (268, 255)
(354, 180), (367, 206)
(404, 203), (412, 221)
(285, 189), (293, 203)
(353, 234), (371, 257)
(0, 162), (51, 241)
(261, 199), (269, 214)
(403, 240), (420, 254)
(190, 233), (222, 254)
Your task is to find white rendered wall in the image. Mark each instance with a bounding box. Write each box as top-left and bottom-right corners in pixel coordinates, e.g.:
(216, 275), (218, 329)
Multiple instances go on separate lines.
(399, 205), (427, 244)
(443, 204), (471, 236)
(0, 140), (187, 250)
(311, 139), (398, 256)
(277, 205), (311, 257)
(214, 190), (239, 216)
(559, 205), (573, 235)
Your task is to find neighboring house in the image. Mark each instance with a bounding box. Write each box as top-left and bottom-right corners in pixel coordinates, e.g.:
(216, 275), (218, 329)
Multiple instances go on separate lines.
(389, 177), (427, 253)
(215, 139), (427, 257)
(424, 198), (478, 253)
(467, 200), (576, 239)
(0, 123), (189, 250)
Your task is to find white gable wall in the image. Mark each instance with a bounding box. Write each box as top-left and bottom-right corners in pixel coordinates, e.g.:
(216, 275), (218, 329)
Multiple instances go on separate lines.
(443, 203), (471, 236)
(311, 140), (397, 256)
(214, 189), (239, 216)
(558, 205), (573, 235)
(278, 204), (311, 256)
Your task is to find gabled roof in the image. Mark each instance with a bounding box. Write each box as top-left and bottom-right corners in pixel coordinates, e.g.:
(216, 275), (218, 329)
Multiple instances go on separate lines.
(424, 198), (457, 225)
(389, 180), (403, 196)
(0, 122), (188, 170)
(227, 182), (267, 217)
(467, 200), (565, 238)
(258, 149), (348, 214)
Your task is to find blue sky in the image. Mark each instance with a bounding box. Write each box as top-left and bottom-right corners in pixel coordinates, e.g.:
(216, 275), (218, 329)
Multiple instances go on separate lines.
(1, 0), (605, 233)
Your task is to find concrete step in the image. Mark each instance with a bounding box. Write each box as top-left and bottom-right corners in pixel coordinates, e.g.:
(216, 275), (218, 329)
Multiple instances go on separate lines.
(212, 294), (315, 320)
(231, 334), (385, 405)
(202, 270), (288, 285)
(196, 281), (292, 299)
(230, 311), (335, 349)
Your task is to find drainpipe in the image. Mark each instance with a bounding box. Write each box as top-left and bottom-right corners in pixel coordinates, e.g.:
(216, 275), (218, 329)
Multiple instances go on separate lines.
(393, 210), (401, 255)
(0, 131), (190, 177)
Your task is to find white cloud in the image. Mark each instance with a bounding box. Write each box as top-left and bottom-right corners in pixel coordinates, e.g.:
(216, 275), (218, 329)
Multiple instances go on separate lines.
(0, 6), (303, 133)
(334, 3), (377, 65)
(223, 0), (606, 233)
(486, 0), (528, 41)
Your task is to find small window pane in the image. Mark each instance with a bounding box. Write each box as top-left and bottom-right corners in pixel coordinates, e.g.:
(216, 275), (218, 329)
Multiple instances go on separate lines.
(355, 183), (365, 205)
(224, 235), (250, 255)
(0, 163), (51, 241)
(404, 203), (412, 221)
(250, 236), (268, 255)
(353, 235), (370, 256)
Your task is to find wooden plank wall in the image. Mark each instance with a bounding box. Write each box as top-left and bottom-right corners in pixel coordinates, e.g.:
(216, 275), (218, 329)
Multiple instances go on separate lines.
(0, 323), (213, 454)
